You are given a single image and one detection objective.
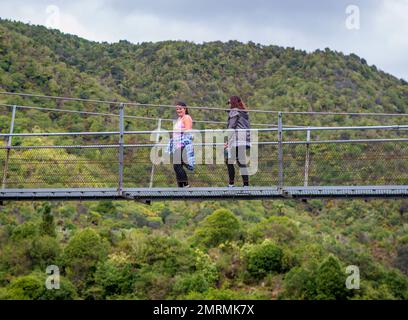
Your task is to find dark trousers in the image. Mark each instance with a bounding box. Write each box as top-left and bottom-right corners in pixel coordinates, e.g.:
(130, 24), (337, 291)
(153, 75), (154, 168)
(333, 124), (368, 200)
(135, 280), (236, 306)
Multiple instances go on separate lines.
(173, 147), (189, 187)
(225, 145), (249, 186)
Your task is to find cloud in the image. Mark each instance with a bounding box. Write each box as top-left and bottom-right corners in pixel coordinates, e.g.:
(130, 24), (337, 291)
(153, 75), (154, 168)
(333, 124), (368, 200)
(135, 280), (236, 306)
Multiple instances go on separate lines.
(0, 0), (106, 40)
(335, 0), (408, 79)
(373, 0), (408, 55)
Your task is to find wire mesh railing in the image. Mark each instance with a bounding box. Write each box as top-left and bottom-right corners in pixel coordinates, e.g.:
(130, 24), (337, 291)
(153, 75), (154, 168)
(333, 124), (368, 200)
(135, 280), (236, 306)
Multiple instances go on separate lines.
(2, 131), (408, 189)
(0, 95), (408, 191)
(2, 137), (408, 189)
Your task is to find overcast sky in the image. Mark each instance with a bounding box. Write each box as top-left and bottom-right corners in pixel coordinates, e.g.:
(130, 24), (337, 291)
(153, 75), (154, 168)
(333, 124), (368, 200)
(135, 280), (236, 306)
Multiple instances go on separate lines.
(1, 0), (408, 80)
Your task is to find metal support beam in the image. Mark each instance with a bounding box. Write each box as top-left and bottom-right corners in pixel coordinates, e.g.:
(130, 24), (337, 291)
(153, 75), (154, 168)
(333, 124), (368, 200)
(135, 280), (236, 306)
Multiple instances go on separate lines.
(149, 118), (162, 188)
(277, 112), (284, 190)
(2, 105), (17, 189)
(1, 186), (408, 201)
(304, 130), (311, 187)
(118, 103), (125, 194)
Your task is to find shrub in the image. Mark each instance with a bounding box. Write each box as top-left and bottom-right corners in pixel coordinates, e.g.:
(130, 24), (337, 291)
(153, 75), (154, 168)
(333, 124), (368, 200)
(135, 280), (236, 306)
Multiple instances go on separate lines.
(194, 249), (218, 285)
(139, 236), (195, 276)
(315, 255), (350, 300)
(40, 276), (78, 300)
(30, 235), (61, 269)
(132, 267), (172, 300)
(193, 209), (240, 248)
(282, 264), (318, 299)
(381, 269), (408, 300)
(244, 240), (283, 279)
(94, 252), (136, 298)
(39, 202), (56, 237)
(10, 222), (39, 242)
(62, 228), (109, 291)
(185, 288), (265, 300)
(2, 273), (44, 300)
(1, 272), (77, 300)
(353, 282), (395, 300)
(173, 273), (210, 296)
(248, 216), (300, 243)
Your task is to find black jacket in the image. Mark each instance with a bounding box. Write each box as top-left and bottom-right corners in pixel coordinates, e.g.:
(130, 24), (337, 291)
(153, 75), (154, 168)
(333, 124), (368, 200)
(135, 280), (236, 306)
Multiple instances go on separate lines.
(227, 108), (251, 147)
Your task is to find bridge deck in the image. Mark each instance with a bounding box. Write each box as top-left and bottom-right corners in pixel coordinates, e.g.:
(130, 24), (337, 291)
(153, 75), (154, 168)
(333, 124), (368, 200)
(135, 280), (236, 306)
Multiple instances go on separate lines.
(1, 185), (408, 202)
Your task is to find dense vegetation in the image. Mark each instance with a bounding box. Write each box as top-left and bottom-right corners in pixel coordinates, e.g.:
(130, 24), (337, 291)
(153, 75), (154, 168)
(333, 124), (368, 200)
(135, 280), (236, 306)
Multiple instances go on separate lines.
(0, 19), (408, 300)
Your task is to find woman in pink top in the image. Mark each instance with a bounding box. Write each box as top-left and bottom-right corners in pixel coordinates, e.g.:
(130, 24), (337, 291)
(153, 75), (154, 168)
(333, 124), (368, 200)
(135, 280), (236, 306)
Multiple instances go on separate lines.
(172, 101), (193, 187)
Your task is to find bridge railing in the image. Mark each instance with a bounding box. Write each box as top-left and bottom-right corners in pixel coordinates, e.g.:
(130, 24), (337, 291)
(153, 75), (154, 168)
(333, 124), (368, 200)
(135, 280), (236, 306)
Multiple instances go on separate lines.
(1, 102), (408, 190)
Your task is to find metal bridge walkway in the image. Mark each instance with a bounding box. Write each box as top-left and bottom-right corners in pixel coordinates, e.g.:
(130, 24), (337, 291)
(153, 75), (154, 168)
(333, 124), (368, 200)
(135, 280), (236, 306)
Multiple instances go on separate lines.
(1, 186), (408, 202)
(1, 92), (408, 202)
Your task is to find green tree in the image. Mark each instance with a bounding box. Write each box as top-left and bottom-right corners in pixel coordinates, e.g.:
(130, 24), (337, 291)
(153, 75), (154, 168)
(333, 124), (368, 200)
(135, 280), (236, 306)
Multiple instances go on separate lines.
(248, 216), (300, 243)
(39, 202), (56, 237)
(194, 249), (218, 285)
(40, 276), (78, 300)
(172, 273), (210, 296)
(315, 255), (350, 300)
(282, 263), (318, 299)
(381, 269), (408, 300)
(10, 222), (39, 241)
(139, 236), (195, 275)
(94, 252), (137, 298)
(243, 240), (283, 279)
(0, 274), (44, 300)
(193, 209), (241, 248)
(62, 228), (109, 292)
(29, 235), (61, 269)
(0, 272), (77, 300)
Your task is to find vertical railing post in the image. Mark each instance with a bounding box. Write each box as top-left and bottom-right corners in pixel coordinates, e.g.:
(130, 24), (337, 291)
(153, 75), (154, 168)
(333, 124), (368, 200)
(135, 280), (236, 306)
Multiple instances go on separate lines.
(277, 112), (284, 190)
(2, 105), (17, 189)
(118, 103), (125, 194)
(149, 118), (162, 188)
(304, 129), (311, 187)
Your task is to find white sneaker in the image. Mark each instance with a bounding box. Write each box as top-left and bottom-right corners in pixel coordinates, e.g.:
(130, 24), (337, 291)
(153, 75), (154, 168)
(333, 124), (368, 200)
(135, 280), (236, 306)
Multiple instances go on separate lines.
(228, 184), (234, 188)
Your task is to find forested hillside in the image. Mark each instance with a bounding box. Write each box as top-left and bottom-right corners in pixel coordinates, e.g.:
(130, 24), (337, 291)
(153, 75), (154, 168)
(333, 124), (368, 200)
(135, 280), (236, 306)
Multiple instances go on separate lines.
(0, 19), (407, 300)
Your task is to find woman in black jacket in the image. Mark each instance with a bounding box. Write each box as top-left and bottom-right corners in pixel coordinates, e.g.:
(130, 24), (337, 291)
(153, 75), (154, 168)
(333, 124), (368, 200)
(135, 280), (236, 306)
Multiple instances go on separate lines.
(225, 96), (251, 187)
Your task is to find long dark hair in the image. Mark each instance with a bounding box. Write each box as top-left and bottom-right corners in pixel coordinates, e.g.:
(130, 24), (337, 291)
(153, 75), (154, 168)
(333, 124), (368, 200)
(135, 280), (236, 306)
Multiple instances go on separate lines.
(227, 96), (247, 110)
(176, 101), (189, 115)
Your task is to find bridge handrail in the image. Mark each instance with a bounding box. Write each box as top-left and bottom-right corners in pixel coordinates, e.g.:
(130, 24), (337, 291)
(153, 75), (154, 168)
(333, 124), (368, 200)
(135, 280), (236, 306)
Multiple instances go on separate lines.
(1, 124), (408, 138)
(1, 138), (408, 150)
(0, 103), (281, 127)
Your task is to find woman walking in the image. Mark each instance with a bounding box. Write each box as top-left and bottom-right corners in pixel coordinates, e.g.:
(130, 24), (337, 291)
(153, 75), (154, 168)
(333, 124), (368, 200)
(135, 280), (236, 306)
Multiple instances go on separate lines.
(168, 101), (194, 187)
(225, 96), (251, 187)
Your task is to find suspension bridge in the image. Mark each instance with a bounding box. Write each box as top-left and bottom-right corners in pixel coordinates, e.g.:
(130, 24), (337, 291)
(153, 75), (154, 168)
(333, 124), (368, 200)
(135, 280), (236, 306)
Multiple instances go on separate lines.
(1, 91), (408, 202)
